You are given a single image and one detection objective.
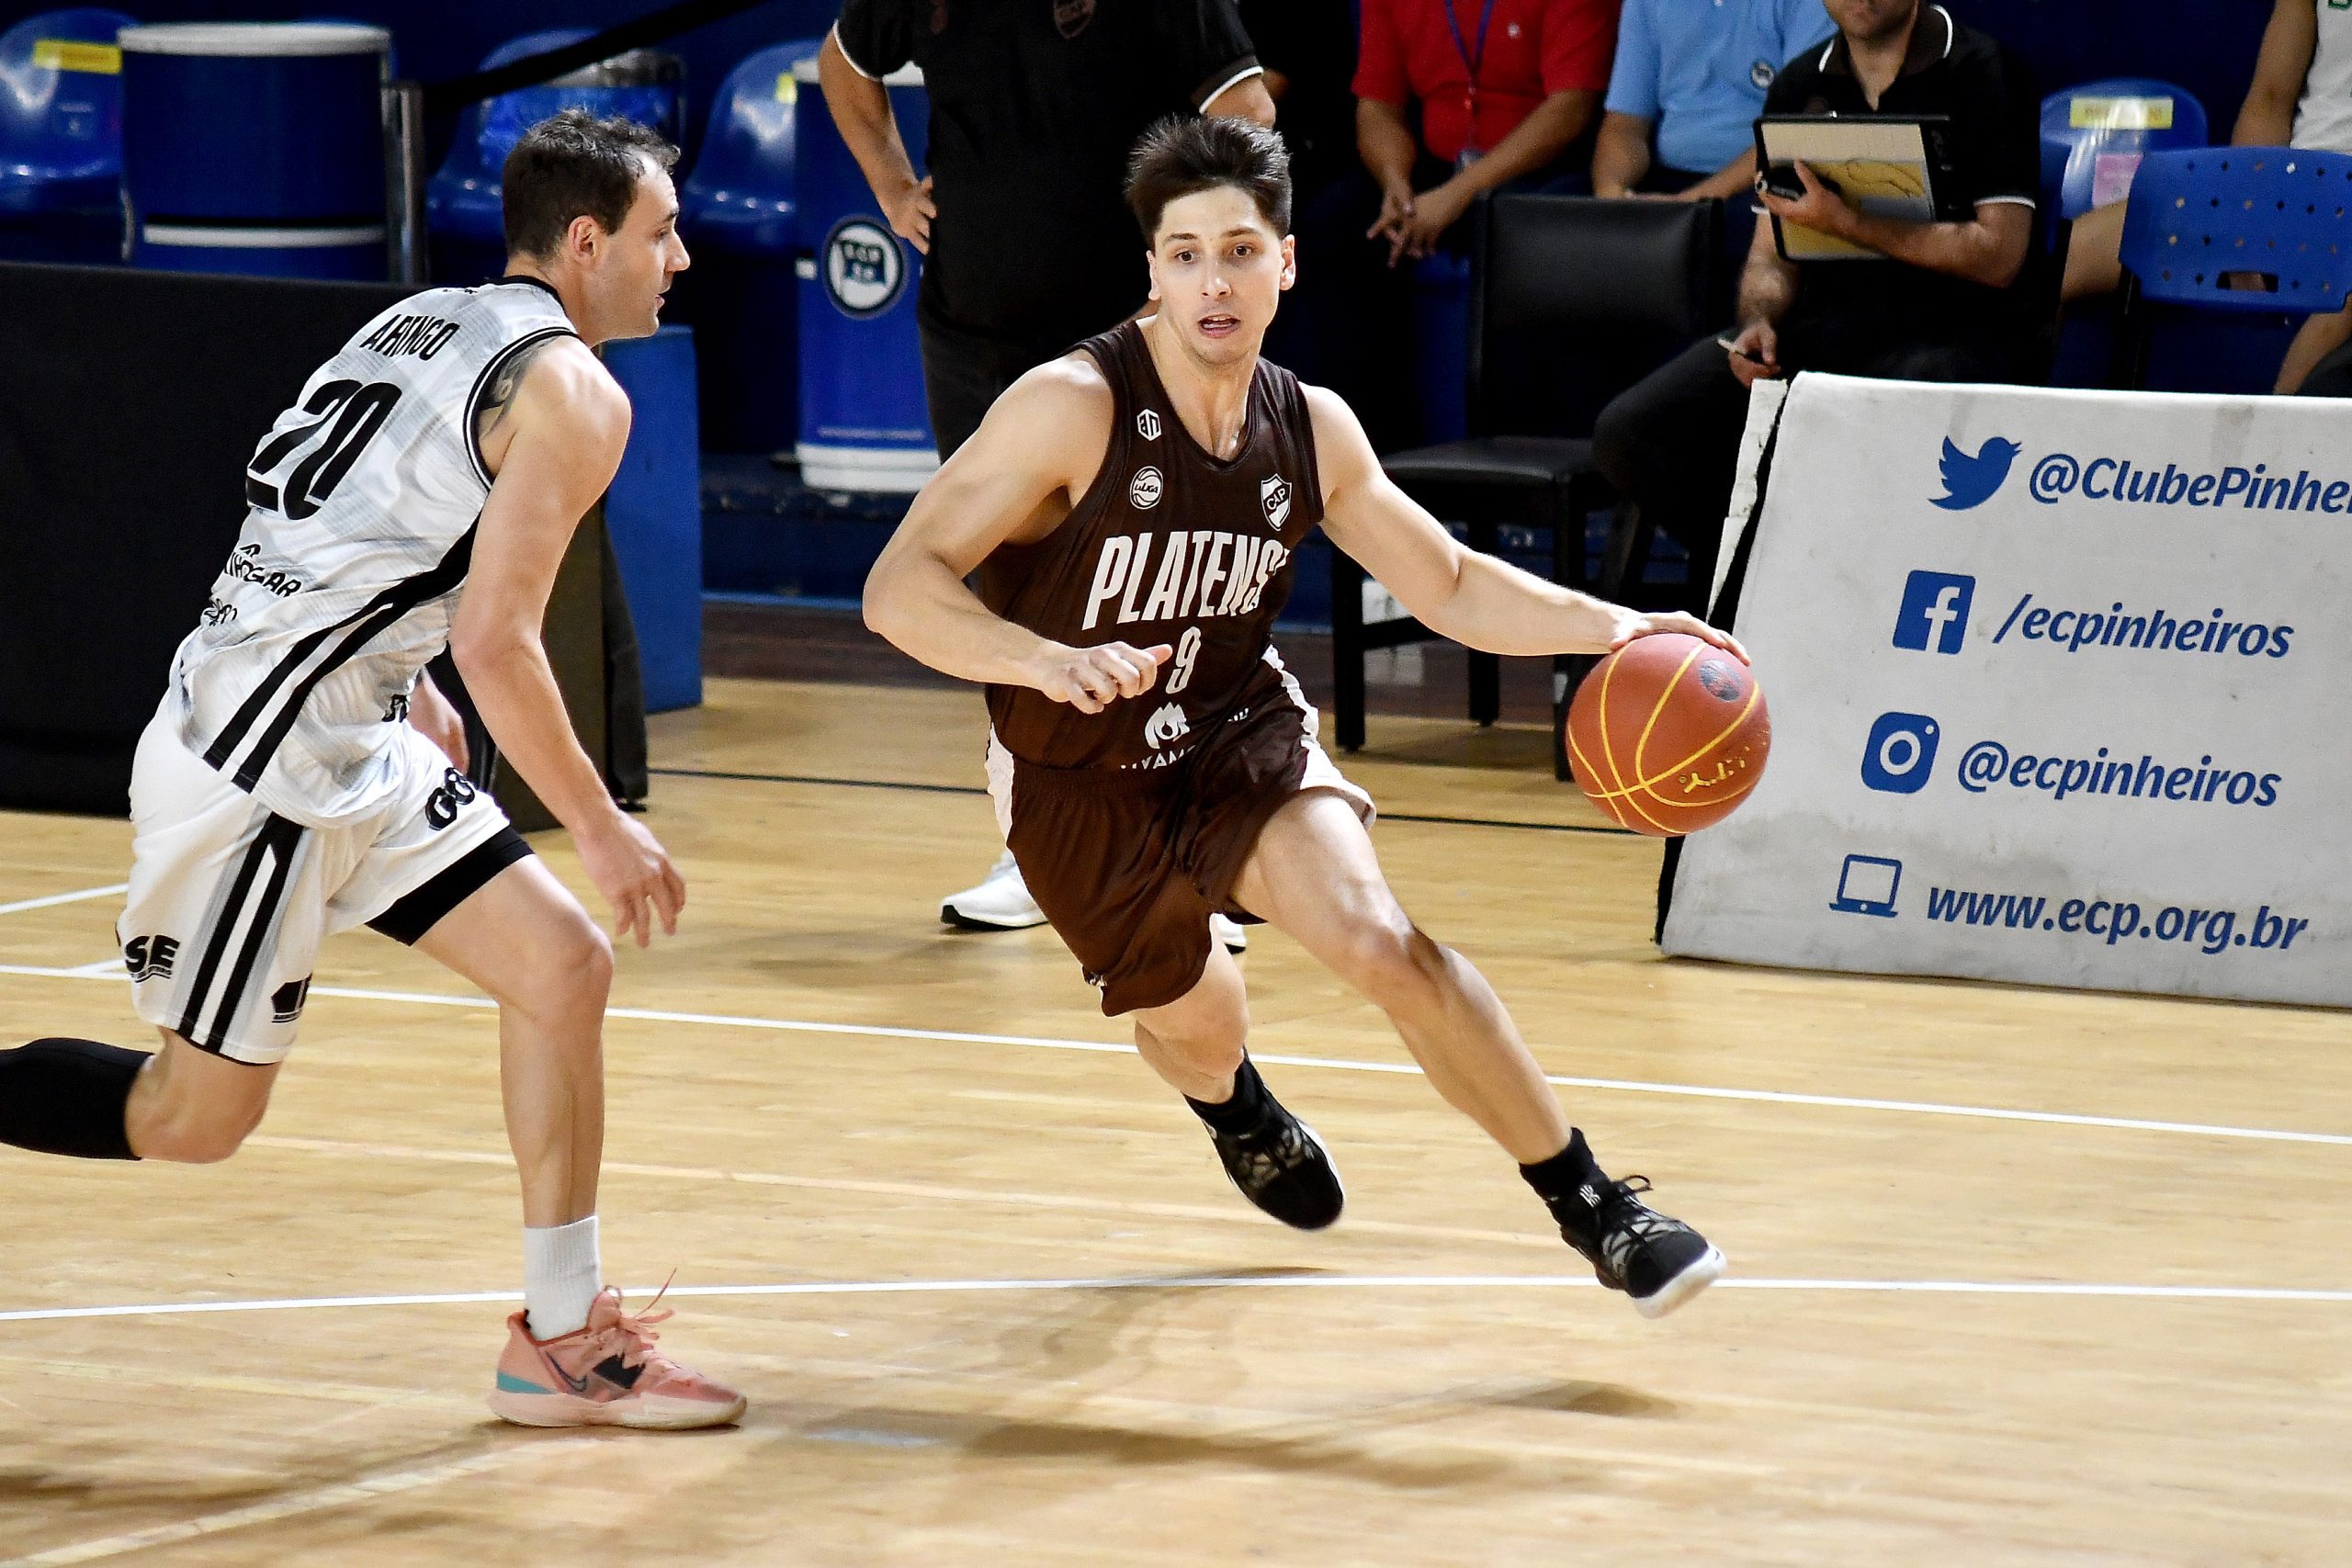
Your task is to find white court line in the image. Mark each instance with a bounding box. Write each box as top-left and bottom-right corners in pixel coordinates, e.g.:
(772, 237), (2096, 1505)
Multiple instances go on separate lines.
(3, 1274), (2348, 1327)
(0, 883), (127, 919)
(4, 961), (2348, 1148)
(0, 1438), (598, 1568)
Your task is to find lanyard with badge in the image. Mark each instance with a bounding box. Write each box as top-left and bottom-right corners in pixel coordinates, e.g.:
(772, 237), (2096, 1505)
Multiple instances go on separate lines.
(1443, 0), (1498, 166)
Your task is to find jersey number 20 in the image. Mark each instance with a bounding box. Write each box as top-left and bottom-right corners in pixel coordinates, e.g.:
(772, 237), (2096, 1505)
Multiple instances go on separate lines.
(246, 379), (401, 521)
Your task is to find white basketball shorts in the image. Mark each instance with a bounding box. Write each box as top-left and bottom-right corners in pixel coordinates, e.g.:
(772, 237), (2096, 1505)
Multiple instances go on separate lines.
(119, 708), (529, 1065)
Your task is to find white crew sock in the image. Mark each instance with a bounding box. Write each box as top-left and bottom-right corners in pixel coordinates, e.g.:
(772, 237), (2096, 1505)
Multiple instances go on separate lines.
(522, 1214), (602, 1339)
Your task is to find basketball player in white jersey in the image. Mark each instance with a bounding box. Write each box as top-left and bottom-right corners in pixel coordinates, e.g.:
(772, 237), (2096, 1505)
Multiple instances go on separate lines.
(0, 110), (742, 1427)
(866, 118), (1743, 1317)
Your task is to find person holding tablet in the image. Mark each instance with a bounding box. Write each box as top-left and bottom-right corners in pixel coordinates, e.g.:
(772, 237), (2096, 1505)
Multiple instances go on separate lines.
(1590, 0), (2045, 614)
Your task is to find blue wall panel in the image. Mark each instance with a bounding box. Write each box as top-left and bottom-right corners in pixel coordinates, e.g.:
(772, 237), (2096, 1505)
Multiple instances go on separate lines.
(1946, 0), (2270, 131)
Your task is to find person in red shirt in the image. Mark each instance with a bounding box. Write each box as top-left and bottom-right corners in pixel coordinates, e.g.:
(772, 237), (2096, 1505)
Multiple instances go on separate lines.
(1300, 0), (1620, 450)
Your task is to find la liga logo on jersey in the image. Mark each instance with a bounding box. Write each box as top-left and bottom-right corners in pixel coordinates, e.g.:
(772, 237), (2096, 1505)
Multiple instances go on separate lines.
(1129, 466), (1165, 509)
(1261, 473), (1292, 529)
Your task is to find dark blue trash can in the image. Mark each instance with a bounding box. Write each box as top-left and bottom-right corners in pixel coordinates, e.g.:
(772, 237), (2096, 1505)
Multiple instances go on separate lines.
(792, 53), (934, 491)
(119, 22), (390, 279)
(426, 30), (684, 287)
(678, 38), (820, 455)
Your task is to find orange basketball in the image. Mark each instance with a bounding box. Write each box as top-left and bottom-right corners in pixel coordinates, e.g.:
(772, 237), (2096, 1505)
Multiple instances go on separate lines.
(1565, 634), (1770, 836)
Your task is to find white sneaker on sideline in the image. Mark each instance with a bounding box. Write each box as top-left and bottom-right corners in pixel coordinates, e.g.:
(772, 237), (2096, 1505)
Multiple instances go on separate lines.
(1211, 912), (1249, 954)
(942, 851), (1048, 931)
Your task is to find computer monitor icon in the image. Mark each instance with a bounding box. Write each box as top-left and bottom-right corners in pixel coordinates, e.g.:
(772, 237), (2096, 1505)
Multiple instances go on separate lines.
(1830, 854), (1902, 917)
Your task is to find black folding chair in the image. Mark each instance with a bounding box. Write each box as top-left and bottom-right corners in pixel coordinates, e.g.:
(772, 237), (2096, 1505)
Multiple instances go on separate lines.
(1332, 192), (1719, 776)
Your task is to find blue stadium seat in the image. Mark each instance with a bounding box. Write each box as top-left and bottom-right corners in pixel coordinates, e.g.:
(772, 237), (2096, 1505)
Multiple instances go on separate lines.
(2040, 77), (2209, 225)
(2110, 146), (2352, 387)
(2040, 79), (2210, 389)
(683, 39), (815, 254)
(424, 29), (684, 284)
(0, 8), (137, 264)
(677, 38), (820, 452)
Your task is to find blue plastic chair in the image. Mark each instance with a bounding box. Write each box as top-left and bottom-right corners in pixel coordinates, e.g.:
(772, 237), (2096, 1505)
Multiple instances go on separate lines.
(2040, 80), (2206, 387)
(0, 8), (136, 262)
(678, 38), (820, 453)
(424, 28), (684, 281)
(682, 39), (816, 254)
(2110, 146), (2352, 387)
(2040, 77), (2209, 225)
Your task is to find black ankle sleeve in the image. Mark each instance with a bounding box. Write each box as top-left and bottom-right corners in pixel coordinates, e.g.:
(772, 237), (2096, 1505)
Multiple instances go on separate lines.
(1186, 1056), (1273, 1135)
(0, 1039), (149, 1160)
(1520, 1127), (1607, 1231)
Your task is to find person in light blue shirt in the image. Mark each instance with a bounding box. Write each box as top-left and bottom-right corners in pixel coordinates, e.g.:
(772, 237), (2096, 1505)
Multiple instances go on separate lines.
(1591, 0), (1837, 199)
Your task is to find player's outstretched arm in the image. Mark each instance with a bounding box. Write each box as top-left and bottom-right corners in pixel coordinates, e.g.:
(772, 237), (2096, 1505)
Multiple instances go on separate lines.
(450, 337), (684, 946)
(1306, 385), (1747, 662)
(864, 359), (1171, 713)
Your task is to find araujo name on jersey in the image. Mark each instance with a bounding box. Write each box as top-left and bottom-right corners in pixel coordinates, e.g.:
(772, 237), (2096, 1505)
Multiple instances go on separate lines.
(1080, 531), (1291, 631)
(356, 312), (461, 361)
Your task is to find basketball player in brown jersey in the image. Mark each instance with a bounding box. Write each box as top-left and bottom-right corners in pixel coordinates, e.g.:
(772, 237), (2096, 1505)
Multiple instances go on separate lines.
(865, 117), (1744, 1316)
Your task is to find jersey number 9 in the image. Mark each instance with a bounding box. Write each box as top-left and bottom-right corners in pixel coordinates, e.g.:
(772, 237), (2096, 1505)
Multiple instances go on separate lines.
(1166, 626), (1204, 695)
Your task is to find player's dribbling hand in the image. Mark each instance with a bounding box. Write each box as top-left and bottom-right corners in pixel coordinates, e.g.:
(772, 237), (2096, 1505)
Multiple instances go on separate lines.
(579, 812), (686, 949)
(1032, 641), (1173, 715)
(1611, 612), (1749, 666)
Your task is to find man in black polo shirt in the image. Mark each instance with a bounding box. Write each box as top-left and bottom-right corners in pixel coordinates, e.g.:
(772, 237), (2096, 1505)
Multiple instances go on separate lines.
(820, 1), (1272, 458)
(820, 0), (1273, 933)
(1592, 0), (2046, 614)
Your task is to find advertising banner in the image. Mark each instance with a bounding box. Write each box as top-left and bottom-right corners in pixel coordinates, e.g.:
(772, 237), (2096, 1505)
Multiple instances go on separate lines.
(1662, 373), (2352, 1007)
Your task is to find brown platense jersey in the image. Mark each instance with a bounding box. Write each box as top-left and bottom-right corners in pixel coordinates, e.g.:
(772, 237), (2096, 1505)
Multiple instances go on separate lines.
(980, 321), (1323, 772)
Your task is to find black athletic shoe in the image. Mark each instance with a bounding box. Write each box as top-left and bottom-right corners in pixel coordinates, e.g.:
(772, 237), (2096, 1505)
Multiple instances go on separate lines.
(1559, 1176), (1724, 1318)
(1205, 1108), (1345, 1230)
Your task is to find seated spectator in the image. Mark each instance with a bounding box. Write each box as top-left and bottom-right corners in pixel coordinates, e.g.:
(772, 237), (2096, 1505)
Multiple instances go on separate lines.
(1593, 0), (2044, 613)
(2066, 0), (2352, 393)
(1593, 0), (1836, 202)
(1299, 0), (1618, 450)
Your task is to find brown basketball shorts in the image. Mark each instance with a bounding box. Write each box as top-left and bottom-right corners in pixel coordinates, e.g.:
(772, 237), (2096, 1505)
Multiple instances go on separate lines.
(989, 700), (1374, 1016)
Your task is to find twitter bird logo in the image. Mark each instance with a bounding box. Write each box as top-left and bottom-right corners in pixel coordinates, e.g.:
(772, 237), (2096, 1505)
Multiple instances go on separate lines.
(1931, 435), (2022, 511)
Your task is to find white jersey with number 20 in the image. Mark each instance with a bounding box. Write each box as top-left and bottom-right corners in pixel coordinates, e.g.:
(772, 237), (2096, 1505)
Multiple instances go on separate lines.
(164, 277), (576, 829)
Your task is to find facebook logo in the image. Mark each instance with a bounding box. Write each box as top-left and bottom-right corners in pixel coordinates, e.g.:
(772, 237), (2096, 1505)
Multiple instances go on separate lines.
(1893, 570), (1976, 654)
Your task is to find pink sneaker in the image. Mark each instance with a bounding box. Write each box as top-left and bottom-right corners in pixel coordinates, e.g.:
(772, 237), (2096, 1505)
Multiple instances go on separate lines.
(489, 1283), (746, 1429)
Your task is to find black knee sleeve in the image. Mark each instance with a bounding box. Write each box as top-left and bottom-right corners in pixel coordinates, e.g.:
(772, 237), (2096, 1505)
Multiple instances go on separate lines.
(0, 1038), (149, 1160)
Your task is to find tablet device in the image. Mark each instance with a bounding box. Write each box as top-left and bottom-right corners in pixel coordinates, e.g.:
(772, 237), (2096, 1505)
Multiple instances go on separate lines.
(1754, 115), (1968, 260)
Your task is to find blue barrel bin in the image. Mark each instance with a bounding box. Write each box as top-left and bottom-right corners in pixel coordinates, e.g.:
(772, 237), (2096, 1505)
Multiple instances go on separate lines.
(426, 31), (684, 287)
(119, 22), (390, 279)
(791, 53), (934, 491)
(0, 10), (137, 265)
(678, 38), (820, 454)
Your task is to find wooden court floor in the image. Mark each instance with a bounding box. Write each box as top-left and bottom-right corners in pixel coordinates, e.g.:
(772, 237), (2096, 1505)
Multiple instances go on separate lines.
(0, 677), (2346, 1565)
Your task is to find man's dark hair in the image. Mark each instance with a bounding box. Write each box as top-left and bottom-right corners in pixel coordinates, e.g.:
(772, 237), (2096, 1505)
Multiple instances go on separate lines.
(503, 108), (679, 259)
(1125, 116), (1292, 241)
